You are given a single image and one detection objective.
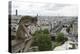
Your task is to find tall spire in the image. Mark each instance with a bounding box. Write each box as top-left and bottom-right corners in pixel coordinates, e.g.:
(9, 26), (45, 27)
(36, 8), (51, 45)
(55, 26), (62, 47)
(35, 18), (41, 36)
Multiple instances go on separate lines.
(35, 13), (38, 22)
(36, 13), (38, 18)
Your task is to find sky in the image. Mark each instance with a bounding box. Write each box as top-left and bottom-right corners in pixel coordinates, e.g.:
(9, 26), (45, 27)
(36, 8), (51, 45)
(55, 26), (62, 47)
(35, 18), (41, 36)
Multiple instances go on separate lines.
(11, 0), (78, 16)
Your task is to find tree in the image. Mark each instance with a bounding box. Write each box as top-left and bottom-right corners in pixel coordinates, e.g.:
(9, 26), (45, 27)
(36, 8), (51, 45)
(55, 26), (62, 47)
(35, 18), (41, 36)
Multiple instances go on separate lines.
(37, 34), (52, 51)
(42, 29), (49, 34)
(32, 29), (52, 51)
(66, 27), (70, 33)
(56, 33), (64, 43)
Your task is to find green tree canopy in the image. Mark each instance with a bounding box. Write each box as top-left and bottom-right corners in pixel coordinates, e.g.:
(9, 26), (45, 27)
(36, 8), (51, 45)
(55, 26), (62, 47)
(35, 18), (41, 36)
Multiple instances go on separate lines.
(37, 34), (52, 51)
(56, 33), (64, 42)
(32, 29), (52, 51)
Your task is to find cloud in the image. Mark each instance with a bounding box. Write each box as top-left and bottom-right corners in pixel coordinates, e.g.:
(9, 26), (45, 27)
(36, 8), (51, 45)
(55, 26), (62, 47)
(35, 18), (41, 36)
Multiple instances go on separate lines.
(12, 1), (78, 16)
(42, 3), (71, 11)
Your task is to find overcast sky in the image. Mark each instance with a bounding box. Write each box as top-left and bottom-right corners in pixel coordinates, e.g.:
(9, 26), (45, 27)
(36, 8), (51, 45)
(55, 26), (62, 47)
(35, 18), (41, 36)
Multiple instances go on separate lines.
(12, 1), (78, 16)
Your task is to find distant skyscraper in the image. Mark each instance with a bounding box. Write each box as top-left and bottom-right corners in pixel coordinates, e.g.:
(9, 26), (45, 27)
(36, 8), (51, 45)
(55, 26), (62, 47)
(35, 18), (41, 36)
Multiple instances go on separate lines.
(16, 9), (18, 16)
(9, 1), (12, 15)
